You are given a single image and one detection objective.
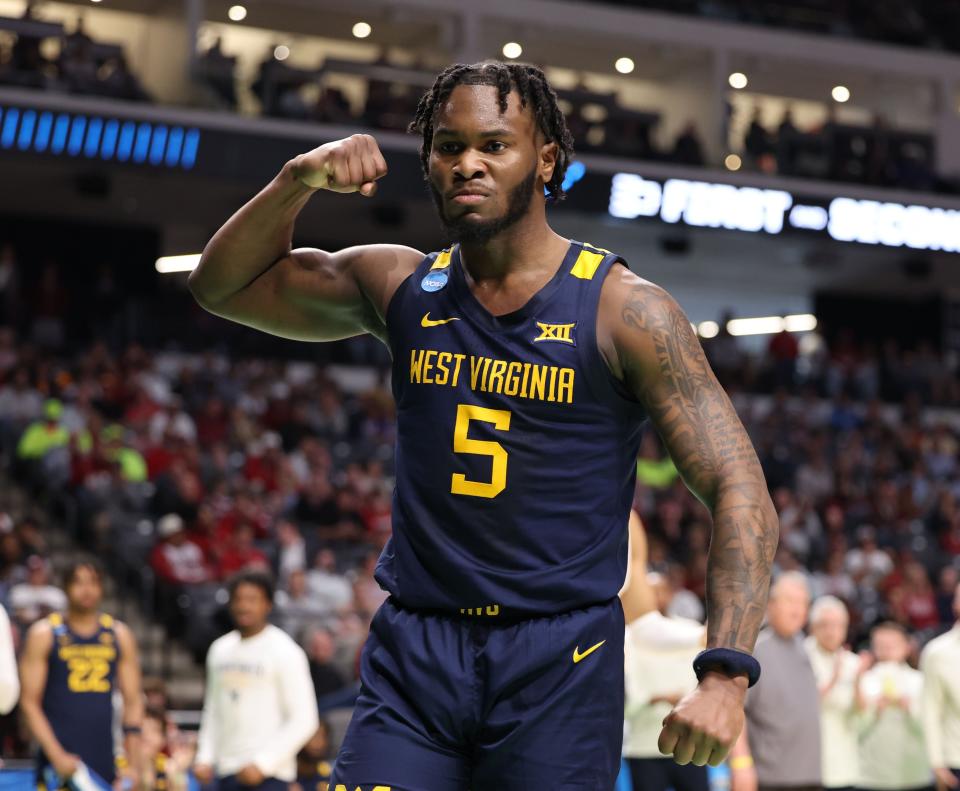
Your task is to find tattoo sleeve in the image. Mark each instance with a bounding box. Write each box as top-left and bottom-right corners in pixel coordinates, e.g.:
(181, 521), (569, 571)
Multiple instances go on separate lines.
(619, 282), (778, 653)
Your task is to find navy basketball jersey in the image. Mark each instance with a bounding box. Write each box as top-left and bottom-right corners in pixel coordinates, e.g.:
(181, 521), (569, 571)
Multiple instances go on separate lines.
(378, 240), (646, 617)
(40, 612), (120, 784)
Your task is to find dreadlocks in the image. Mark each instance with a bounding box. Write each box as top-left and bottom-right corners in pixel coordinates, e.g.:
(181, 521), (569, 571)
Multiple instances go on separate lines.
(408, 61), (575, 202)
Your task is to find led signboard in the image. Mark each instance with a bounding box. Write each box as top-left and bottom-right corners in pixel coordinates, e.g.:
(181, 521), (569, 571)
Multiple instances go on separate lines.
(608, 172), (960, 253)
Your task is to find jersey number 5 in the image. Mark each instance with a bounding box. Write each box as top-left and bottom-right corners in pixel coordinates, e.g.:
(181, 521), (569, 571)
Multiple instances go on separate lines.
(451, 404), (511, 498)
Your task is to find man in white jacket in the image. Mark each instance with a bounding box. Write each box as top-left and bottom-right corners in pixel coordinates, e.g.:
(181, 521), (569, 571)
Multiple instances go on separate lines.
(193, 570), (319, 790)
(804, 595), (866, 791)
(921, 581), (960, 791)
(622, 511), (707, 791)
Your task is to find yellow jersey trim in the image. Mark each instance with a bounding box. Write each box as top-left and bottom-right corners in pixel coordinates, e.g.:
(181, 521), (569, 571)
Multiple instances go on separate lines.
(570, 248), (605, 280)
(430, 248), (454, 270)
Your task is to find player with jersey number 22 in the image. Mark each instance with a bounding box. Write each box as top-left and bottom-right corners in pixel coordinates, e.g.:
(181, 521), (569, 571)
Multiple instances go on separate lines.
(188, 60), (779, 791)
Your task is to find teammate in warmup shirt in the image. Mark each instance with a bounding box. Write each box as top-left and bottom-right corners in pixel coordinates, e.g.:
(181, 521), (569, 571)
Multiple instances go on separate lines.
(19, 560), (144, 789)
(189, 60), (779, 789)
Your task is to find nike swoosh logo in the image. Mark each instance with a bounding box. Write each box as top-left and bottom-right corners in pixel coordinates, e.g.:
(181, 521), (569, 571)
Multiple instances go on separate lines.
(573, 640), (606, 664)
(421, 312), (461, 328)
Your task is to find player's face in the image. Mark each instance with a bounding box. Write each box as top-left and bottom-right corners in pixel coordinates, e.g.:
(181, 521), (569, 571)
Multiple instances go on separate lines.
(66, 566), (102, 613)
(428, 84), (553, 244)
(229, 582), (271, 632)
(811, 608), (848, 652)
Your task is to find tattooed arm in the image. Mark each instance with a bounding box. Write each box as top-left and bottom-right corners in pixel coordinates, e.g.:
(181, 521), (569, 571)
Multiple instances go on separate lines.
(599, 266), (778, 766)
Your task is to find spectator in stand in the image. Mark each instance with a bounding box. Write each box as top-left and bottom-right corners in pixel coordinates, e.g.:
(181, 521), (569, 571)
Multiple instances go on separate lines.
(671, 122), (705, 166)
(805, 596), (866, 791)
(217, 523), (268, 578)
(150, 513), (213, 586)
(304, 627), (347, 702)
(847, 526), (894, 591)
(351, 551), (387, 619)
(768, 327), (799, 389)
(935, 567), (959, 625)
(197, 36), (238, 108)
(275, 519), (306, 586)
(305, 549), (352, 614)
(0, 529), (27, 603)
(0, 368), (42, 456)
(16, 399), (70, 486)
(744, 108), (774, 171)
(9, 556), (67, 628)
(275, 569), (329, 638)
(776, 107), (800, 174)
(292, 720), (334, 791)
(921, 581), (960, 791)
(730, 572), (821, 791)
(897, 562), (939, 632)
(857, 622), (931, 791)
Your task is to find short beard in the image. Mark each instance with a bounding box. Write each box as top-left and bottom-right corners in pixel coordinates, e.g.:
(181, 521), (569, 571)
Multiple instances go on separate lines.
(430, 166), (538, 245)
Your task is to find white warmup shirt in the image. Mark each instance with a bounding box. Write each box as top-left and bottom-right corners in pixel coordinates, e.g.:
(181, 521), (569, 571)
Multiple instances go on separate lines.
(858, 661), (931, 790)
(196, 625), (319, 781)
(804, 636), (861, 788)
(624, 611), (705, 758)
(0, 605), (18, 713)
(920, 624), (960, 771)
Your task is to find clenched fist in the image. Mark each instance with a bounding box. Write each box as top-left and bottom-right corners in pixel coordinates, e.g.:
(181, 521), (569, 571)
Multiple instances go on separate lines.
(293, 134), (388, 196)
(658, 673), (747, 767)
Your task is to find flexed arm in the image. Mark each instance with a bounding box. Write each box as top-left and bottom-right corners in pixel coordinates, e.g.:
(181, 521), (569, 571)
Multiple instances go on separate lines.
(188, 135), (421, 342)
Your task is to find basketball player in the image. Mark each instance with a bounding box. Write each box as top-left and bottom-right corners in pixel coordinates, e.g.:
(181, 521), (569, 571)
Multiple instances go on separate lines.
(20, 560), (143, 789)
(188, 61), (778, 789)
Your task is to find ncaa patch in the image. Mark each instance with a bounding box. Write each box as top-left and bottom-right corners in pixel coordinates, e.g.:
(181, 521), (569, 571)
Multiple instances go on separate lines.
(421, 270), (449, 292)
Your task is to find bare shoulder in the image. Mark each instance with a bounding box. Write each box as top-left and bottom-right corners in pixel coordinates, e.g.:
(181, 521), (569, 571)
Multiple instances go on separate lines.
(338, 243), (424, 317)
(285, 243), (423, 327)
(23, 619), (53, 655)
(597, 263), (690, 382)
(112, 620), (137, 650)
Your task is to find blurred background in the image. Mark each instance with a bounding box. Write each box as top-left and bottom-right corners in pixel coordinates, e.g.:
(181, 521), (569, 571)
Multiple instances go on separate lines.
(1, 0), (960, 786)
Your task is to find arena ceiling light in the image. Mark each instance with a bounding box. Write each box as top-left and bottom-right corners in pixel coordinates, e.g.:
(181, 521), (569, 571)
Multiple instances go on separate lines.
(155, 254), (200, 274)
(502, 42), (522, 59)
(615, 57), (635, 75)
(728, 72), (748, 90)
(725, 314), (818, 336)
(227, 4), (247, 21)
(724, 153), (742, 171)
(698, 321), (720, 339)
(274, 44), (290, 61)
(832, 85), (851, 103)
(352, 21), (372, 39)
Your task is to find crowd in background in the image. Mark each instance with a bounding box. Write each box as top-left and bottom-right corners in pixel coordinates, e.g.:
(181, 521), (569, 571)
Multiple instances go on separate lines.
(0, 4), (150, 101)
(740, 106), (937, 192)
(1, 4), (946, 194)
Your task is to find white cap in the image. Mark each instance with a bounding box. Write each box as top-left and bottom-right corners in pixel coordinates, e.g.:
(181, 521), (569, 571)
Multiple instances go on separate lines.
(157, 513), (184, 539)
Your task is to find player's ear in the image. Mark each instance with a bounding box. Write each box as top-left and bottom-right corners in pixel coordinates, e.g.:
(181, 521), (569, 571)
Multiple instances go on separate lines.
(539, 140), (559, 184)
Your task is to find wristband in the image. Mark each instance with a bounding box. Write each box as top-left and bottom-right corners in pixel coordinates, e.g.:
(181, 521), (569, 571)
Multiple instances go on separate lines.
(693, 647), (762, 687)
(122, 725), (142, 735)
(730, 756), (754, 770)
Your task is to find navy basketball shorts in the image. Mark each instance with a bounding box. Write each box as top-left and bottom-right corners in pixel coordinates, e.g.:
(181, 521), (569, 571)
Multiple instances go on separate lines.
(331, 596), (625, 791)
